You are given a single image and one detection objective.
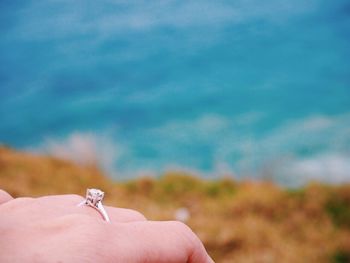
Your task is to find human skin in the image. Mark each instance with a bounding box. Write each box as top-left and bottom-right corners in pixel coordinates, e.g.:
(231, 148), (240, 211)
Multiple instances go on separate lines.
(0, 189), (214, 263)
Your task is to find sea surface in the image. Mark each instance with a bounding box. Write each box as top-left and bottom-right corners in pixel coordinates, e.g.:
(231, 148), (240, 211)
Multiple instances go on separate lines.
(0, 0), (350, 185)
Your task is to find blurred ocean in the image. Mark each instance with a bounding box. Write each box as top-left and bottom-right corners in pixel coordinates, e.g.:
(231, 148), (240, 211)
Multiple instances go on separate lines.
(0, 0), (350, 185)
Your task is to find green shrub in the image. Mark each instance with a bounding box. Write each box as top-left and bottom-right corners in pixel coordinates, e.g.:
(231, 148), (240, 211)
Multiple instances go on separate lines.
(326, 195), (350, 228)
(331, 250), (350, 263)
(204, 178), (236, 198)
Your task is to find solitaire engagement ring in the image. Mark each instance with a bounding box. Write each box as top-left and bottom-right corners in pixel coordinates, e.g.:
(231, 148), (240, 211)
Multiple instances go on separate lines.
(78, 188), (110, 222)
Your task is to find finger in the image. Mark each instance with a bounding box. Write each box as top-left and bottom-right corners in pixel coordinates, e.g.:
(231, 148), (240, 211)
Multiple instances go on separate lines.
(78, 203), (147, 222)
(36, 195), (147, 222)
(0, 189), (13, 205)
(104, 206), (147, 222)
(108, 221), (214, 263)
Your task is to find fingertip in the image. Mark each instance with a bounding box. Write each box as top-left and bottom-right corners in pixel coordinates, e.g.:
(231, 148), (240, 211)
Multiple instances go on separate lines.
(164, 221), (213, 263)
(179, 222), (214, 263)
(207, 254), (215, 263)
(0, 189), (13, 205)
(108, 220), (212, 262)
(188, 236), (214, 263)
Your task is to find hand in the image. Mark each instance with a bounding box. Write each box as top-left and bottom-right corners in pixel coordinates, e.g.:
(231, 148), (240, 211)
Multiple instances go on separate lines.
(0, 189), (213, 263)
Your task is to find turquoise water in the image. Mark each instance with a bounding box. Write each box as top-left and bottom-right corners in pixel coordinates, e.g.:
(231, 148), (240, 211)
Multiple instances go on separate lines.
(0, 0), (349, 185)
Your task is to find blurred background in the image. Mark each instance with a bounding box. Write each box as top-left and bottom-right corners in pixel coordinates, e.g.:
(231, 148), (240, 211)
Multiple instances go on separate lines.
(0, 0), (350, 262)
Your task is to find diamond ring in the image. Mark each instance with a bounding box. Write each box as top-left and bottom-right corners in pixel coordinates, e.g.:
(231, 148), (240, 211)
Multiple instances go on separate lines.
(78, 188), (110, 222)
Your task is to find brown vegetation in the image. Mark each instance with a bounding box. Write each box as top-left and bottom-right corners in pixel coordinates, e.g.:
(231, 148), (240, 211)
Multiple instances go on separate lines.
(0, 146), (349, 262)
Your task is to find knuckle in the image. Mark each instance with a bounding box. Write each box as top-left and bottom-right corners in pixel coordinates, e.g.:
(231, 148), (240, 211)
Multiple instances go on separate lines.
(167, 221), (199, 245)
(0, 189), (10, 196)
(9, 197), (34, 205)
(168, 220), (191, 232)
(126, 209), (147, 221)
(65, 194), (85, 202)
(0, 197), (34, 211)
(36, 194), (83, 203)
(0, 189), (12, 202)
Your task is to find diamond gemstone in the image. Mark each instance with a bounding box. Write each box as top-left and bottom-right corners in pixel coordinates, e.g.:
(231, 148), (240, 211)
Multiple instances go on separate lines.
(86, 188), (104, 206)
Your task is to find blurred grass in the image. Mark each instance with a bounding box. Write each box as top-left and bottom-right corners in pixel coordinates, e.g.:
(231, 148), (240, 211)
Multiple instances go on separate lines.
(0, 146), (349, 263)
